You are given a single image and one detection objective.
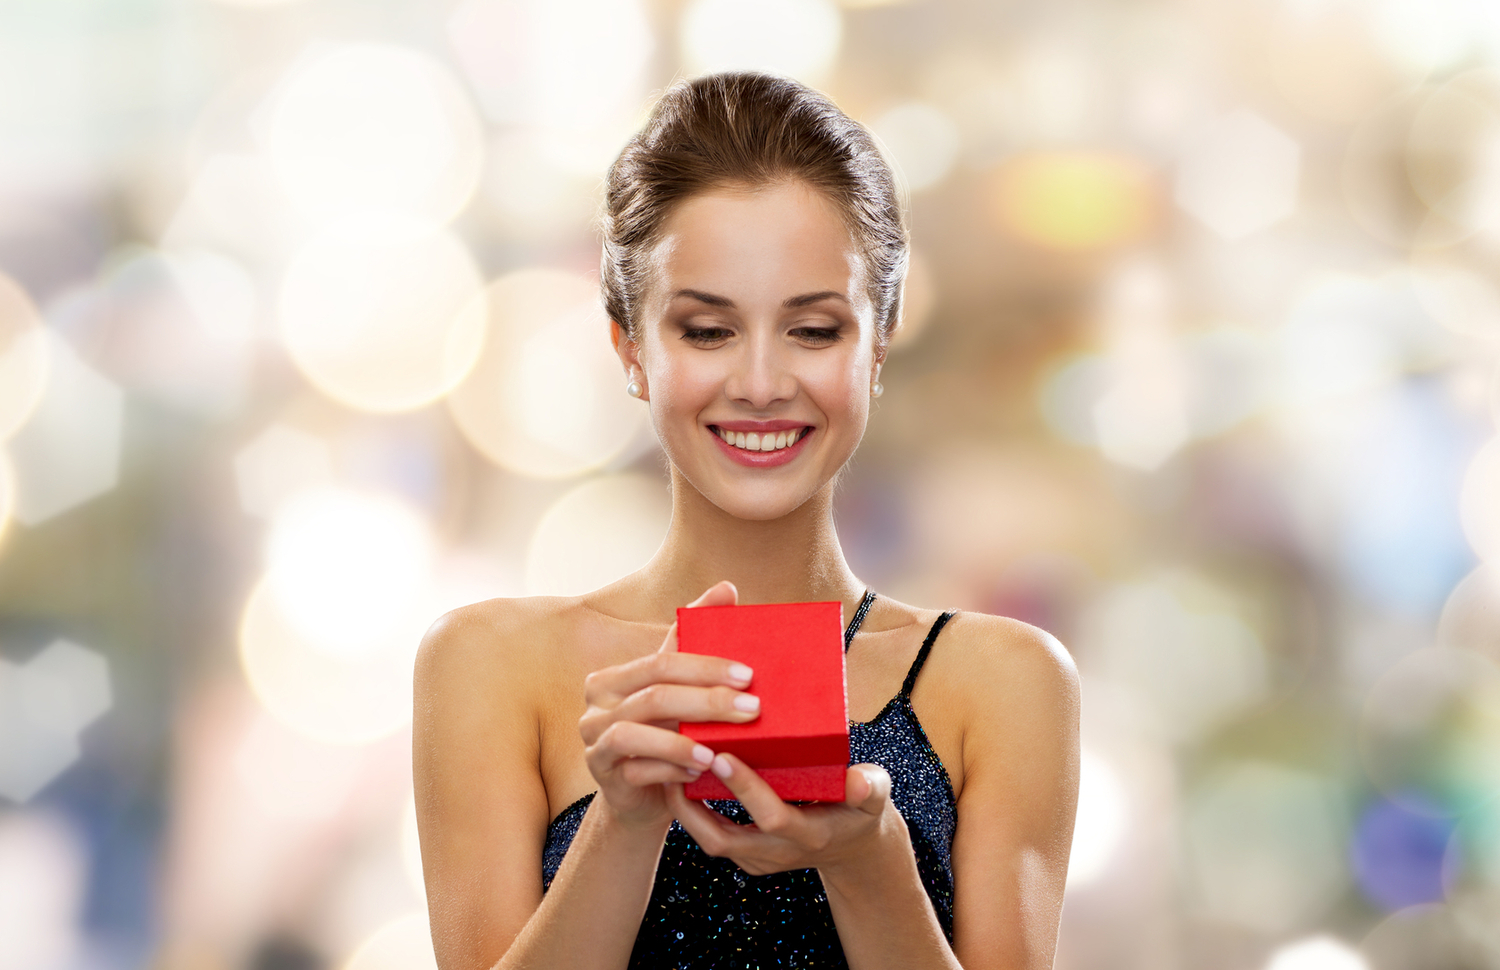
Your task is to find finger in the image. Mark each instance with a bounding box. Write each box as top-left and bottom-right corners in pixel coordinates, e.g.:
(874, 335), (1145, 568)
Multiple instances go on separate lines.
(588, 720), (717, 773)
(618, 758), (704, 788)
(615, 682), (760, 726)
(705, 754), (797, 834)
(845, 764), (891, 816)
(586, 651), (754, 704)
(658, 581), (739, 655)
(666, 784), (757, 857)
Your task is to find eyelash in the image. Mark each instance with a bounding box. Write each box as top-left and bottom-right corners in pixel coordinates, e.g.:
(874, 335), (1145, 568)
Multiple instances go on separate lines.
(682, 326), (733, 344)
(679, 326), (843, 344)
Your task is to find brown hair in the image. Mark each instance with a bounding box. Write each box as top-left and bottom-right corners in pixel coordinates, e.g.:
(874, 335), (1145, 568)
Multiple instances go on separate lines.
(601, 72), (908, 344)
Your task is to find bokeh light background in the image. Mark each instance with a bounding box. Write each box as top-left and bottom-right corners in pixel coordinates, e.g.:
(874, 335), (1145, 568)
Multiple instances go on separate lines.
(2, 0), (1500, 968)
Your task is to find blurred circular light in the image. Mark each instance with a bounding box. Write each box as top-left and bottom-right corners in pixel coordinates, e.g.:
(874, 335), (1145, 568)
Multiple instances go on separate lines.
(1265, 935), (1369, 970)
(278, 226), (486, 414)
(233, 423), (335, 521)
(1268, 0), (1406, 124)
(1351, 795), (1458, 911)
(83, 249), (257, 417)
(681, 0), (842, 83)
(162, 153), (303, 266)
(1405, 71), (1500, 247)
(1277, 275), (1410, 410)
(481, 131), (597, 236)
(1342, 90), (1473, 250)
(1174, 110), (1301, 240)
(871, 102), (960, 193)
(1358, 904), (1494, 970)
(239, 577), (425, 745)
(0, 273), (49, 443)
(448, 0), (653, 138)
(1409, 262), (1500, 341)
(1185, 762), (1349, 932)
(1067, 748), (1127, 887)
(234, 712), (363, 820)
(525, 473), (670, 596)
(1359, 646), (1500, 814)
(1373, 0), (1491, 76)
(1461, 437), (1500, 562)
(266, 487), (434, 658)
(342, 910), (438, 970)
(990, 152), (1154, 251)
(1080, 576), (1268, 743)
(447, 269), (647, 480)
(1437, 563), (1500, 659)
(266, 44), (483, 231)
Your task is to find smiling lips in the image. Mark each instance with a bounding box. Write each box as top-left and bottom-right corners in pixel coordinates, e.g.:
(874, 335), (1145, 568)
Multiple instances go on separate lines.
(709, 424), (812, 467)
(715, 427), (806, 452)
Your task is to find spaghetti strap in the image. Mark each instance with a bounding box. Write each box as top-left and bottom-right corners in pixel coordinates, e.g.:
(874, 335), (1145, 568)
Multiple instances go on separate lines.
(843, 589), (876, 652)
(900, 611), (956, 699)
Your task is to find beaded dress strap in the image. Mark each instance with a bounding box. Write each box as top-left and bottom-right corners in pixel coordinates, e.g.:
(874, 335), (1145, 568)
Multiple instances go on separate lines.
(843, 589), (876, 652)
(899, 611), (956, 700)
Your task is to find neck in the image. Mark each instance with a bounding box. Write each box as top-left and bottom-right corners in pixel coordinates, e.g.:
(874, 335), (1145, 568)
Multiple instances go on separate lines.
(637, 467), (865, 616)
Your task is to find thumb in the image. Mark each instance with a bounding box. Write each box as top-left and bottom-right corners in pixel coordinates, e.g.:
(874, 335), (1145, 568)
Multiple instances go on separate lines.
(845, 764), (891, 815)
(691, 580), (738, 609)
(659, 581), (739, 653)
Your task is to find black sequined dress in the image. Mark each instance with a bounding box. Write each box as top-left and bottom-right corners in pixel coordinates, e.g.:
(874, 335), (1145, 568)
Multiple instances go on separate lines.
(541, 593), (958, 969)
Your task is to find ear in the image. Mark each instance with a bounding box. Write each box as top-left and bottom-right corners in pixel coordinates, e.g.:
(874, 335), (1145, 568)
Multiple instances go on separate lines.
(611, 319), (648, 400)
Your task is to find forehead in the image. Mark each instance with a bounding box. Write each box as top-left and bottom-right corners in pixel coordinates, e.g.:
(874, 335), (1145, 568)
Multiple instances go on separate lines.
(649, 181), (867, 308)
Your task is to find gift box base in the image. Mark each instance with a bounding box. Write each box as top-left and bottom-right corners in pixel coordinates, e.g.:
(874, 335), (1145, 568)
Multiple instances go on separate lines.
(685, 764), (846, 802)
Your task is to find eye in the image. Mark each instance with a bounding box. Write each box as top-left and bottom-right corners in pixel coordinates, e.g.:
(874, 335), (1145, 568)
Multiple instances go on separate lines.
(682, 326), (733, 344)
(791, 326), (842, 344)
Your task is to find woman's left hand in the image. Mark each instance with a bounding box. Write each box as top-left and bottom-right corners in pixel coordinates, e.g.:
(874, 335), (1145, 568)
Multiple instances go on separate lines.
(664, 756), (901, 877)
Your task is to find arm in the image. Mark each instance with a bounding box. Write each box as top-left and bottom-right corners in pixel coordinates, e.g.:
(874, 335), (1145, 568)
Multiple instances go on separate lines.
(666, 616), (1080, 970)
(948, 619), (1080, 970)
(414, 585), (760, 970)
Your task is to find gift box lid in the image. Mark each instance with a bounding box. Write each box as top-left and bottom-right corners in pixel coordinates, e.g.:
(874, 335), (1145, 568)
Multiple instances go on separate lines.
(677, 600), (849, 769)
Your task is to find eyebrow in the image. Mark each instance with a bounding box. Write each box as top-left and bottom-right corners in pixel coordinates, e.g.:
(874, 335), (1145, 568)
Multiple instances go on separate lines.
(671, 288), (848, 309)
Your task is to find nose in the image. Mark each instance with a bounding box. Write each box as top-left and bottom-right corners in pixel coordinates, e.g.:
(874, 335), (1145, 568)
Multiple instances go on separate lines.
(724, 330), (796, 409)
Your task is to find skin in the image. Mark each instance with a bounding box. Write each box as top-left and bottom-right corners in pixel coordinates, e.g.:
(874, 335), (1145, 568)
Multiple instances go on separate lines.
(414, 180), (1081, 970)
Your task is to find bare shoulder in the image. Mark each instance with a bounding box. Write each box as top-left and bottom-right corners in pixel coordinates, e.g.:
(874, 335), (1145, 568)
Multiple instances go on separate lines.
(875, 594), (1077, 710)
(417, 596), (576, 685)
(938, 612), (1079, 710)
(414, 594), (599, 736)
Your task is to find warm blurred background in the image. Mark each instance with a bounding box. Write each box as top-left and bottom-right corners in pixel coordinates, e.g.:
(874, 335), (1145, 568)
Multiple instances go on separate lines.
(1, 0), (1499, 968)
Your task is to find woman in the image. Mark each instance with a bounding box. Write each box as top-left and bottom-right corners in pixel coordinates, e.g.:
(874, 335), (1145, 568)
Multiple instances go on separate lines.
(414, 72), (1080, 970)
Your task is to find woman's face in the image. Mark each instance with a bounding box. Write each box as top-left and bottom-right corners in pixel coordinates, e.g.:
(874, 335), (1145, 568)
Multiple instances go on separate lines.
(619, 180), (883, 521)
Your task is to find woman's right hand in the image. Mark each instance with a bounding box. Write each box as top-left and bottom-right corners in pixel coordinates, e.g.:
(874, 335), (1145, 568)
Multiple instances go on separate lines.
(578, 581), (761, 830)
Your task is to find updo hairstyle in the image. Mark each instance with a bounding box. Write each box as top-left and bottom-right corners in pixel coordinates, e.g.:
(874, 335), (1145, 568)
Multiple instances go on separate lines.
(601, 72), (908, 346)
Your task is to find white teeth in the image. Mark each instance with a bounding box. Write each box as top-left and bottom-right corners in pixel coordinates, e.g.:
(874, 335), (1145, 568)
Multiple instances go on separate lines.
(716, 427), (804, 453)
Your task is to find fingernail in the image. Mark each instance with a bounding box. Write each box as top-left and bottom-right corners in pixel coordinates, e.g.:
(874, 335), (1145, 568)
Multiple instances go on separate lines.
(732, 693), (760, 713)
(711, 755), (732, 780)
(692, 744), (715, 766)
(727, 663), (753, 685)
(686, 768), (702, 779)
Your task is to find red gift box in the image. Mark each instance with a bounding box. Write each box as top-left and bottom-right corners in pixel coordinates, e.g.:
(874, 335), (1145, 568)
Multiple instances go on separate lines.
(676, 601), (848, 802)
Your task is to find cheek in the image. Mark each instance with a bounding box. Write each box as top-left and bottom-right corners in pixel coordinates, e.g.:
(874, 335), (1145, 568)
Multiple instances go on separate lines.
(641, 349), (722, 423)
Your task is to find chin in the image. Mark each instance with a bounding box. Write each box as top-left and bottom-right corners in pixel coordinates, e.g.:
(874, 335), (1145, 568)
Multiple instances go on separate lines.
(675, 469), (828, 523)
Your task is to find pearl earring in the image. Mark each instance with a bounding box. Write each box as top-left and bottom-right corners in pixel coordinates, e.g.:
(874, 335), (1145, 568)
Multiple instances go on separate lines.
(871, 381), (884, 398)
(626, 379), (644, 399)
